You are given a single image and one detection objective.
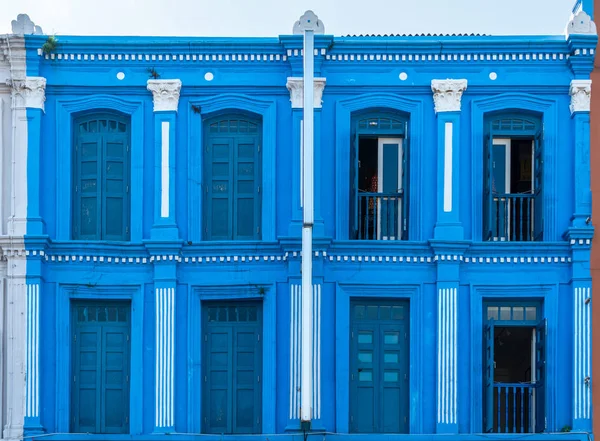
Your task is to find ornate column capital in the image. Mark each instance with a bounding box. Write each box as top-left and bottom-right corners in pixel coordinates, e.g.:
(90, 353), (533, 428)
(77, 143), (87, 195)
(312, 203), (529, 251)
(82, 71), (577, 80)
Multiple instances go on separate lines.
(147, 79), (182, 112)
(10, 77), (46, 112)
(293, 10), (325, 34)
(569, 79), (592, 114)
(431, 79), (468, 113)
(286, 77), (326, 109)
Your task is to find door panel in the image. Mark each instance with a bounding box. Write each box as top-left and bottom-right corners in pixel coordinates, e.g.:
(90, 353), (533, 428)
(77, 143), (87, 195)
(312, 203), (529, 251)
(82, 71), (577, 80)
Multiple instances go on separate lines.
(350, 301), (409, 433)
(484, 321), (495, 433)
(203, 303), (262, 434)
(72, 303), (131, 434)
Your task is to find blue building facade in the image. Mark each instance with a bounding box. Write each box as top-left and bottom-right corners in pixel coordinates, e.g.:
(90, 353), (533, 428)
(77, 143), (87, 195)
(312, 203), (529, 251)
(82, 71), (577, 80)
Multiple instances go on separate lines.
(12, 5), (598, 441)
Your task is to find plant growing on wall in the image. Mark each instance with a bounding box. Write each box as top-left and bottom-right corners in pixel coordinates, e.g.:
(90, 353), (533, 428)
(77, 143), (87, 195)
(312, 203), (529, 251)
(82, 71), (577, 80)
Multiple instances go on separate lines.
(41, 35), (58, 55)
(147, 67), (160, 79)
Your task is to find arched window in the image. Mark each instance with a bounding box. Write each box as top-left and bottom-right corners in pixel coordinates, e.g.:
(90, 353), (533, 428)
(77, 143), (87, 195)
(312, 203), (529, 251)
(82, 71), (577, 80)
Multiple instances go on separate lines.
(203, 113), (262, 240)
(350, 110), (409, 241)
(72, 112), (131, 241)
(483, 112), (542, 241)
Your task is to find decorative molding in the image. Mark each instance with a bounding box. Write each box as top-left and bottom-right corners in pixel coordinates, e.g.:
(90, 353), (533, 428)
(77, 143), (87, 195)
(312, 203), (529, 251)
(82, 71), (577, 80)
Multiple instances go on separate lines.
(431, 79), (467, 113)
(11, 77), (46, 111)
(41, 52), (288, 62)
(147, 79), (182, 112)
(567, 11), (597, 36)
(324, 52), (571, 62)
(293, 10), (325, 34)
(11, 14), (43, 35)
(569, 79), (591, 114)
(327, 254), (571, 264)
(286, 77), (326, 109)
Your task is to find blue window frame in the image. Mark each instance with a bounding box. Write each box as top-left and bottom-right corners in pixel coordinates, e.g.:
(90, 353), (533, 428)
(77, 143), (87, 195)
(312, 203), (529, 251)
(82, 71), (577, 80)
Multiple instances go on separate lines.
(350, 111), (409, 240)
(483, 112), (543, 242)
(72, 113), (131, 241)
(71, 301), (131, 434)
(203, 114), (262, 241)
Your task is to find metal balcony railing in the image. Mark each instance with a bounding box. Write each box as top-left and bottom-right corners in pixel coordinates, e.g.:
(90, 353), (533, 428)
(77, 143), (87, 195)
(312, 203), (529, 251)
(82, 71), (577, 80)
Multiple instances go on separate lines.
(490, 193), (534, 241)
(357, 191), (404, 240)
(492, 382), (538, 433)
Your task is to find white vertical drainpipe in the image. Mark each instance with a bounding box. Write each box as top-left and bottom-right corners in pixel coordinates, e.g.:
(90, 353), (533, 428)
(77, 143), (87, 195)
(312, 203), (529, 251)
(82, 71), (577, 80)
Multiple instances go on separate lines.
(293, 10), (324, 425)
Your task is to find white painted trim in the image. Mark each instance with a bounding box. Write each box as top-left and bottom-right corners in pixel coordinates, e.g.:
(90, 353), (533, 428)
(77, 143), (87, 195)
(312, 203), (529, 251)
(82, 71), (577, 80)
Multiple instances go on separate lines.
(443, 123), (453, 212)
(160, 121), (169, 218)
(26, 283), (39, 418)
(437, 287), (457, 424)
(574, 286), (592, 420)
(155, 287), (175, 429)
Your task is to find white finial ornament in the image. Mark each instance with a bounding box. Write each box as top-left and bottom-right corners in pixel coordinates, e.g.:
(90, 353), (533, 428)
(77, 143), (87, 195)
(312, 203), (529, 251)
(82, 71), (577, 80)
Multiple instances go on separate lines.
(293, 11), (325, 34)
(567, 11), (597, 36)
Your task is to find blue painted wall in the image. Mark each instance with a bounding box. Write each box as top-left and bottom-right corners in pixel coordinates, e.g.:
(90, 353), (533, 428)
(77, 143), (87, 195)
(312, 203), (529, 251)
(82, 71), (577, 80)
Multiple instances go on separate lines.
(22, 28), (596, 441)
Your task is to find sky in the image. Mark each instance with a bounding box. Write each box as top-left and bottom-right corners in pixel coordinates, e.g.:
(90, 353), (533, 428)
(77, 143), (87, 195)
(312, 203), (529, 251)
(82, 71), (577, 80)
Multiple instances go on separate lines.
(0, 0), (577, 37)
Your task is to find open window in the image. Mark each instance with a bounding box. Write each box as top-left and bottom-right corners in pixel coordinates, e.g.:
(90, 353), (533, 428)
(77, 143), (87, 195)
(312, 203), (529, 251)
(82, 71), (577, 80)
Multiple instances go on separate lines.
(483, 303), (546, 433)
(483, 114), (543, 241)
(350, 112), (409, 240)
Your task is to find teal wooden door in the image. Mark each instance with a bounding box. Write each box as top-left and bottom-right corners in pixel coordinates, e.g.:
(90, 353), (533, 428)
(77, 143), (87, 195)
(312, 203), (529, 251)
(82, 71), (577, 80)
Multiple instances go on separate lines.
(71, 302), (131, 434)
(484, 321), (495, 432)
(204, 116), (262, 241)
(203, 303), (262, 434)
(350, 301), (409, 433)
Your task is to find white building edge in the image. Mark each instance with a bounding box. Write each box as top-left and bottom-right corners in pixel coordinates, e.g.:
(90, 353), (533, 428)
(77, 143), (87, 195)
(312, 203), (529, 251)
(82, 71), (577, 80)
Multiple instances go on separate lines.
(0, 13), (44, 441)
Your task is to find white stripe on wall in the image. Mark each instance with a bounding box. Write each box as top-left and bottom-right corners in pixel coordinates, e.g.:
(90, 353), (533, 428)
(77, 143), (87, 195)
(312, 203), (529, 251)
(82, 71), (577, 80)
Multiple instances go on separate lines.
(289, 283), (321, 420)
(443, 122), (453, 213)
(155, 287), (175, 428)
(437, 287), (457, 424)
(160, 121), (170, 218)
(26, 283), (40, 418)
(574, 286), (591, 420)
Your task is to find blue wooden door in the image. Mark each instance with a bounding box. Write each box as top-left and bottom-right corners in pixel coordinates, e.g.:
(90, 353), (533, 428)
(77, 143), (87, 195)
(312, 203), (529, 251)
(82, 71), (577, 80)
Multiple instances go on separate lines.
(484, 321), (495, 432)
(350, 301), (409, 433)
(71, 303), (130, 434)
(535, 318), (546, 433)
(73, 115), (130, 241)
(203, 303), (262, 434)
(204, 117), (261, 241)
(533, 132), (543, 241)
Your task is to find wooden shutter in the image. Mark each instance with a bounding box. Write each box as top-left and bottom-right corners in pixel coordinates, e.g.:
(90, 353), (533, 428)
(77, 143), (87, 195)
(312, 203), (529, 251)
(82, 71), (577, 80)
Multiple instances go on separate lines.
(483, 129), (494, 241)
(74, 131), (102, 240)
(350, 133), (359, 239)
(533, 131), (544, 241)
(535, 318), (547, 433)
(205, 138), (234, 240)
(103, 132), (130, 241)
(72, 325), (102, 432)
(233, 137), (261, 240)
(484, 321), (495, 433)
(401, 125), (410, 240)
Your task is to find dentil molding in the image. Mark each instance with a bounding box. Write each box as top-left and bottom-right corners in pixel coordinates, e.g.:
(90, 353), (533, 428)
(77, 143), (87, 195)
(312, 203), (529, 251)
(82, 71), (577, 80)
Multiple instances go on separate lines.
(569, 79), (592, 114)
(286, 77), (327, 109)
(147, 79), (182, 112)
(431, 79), (468, 113)
(11, 76), (46, 111)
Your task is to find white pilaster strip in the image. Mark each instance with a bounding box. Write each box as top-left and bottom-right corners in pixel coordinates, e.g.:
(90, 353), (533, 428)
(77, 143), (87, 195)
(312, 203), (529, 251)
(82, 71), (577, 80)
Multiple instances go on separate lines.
(289, 283), (321, 420)
(574, 286), (591, 420)
(443, 123), (453, 213)
(437, 287), (457, 424)
(160, 122), (170, 218)
(155, 287), (175, 428)
(25, 283), (39, 418)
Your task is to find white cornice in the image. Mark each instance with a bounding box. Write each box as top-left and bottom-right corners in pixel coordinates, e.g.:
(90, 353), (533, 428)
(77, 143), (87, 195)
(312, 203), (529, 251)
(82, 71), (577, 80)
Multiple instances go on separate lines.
(569, 79), (591, 114)
(431, 79), (467, 113)
(147, 79), (182, 112)
(286, 77), (326, 109)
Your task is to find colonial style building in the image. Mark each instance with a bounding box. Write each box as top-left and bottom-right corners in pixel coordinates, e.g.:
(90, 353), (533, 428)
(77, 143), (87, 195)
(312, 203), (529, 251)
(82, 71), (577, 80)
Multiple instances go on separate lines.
(0, 3), (596, 441)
